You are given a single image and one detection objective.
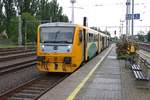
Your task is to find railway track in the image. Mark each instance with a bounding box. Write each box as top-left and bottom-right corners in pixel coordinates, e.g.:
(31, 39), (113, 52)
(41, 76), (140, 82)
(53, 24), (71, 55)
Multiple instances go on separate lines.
(0, 57), (36, 75)
(0, 47), (35, 52)
(0, 51), (35, 62)
(0, 46), (68, 100)
(0, 49), (35, 56)
(138, 42), (150, 52)
(0, 73), (69, 100)
(0, 48), (23, 52)
(0, 47), (36, 75)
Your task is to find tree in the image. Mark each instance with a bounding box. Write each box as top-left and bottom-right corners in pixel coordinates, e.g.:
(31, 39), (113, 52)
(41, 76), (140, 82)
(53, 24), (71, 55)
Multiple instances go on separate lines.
(30, 0), (40, 15)
(138, 35), (145, 42)
(0, 0), (5, 33)
(3, 0), (16, 37)
(21, 12), (39, 43)
(37, 0), (49, 20)
(9, 16), (19, 42)
(37, 0), (68, 22)
(146, 31), (150, 42)
(1, 0), (69, 44)
(14, 0), (39, 16)
(49, 0), (62, 22)
(7, 13), (39, 43)
(103, 30), (110, 36)
(61, 14), (69, 22)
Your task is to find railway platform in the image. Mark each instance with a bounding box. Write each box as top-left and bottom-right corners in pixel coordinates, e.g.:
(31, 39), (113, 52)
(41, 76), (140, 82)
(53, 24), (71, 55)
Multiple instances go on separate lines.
(39, 44), (150, 100)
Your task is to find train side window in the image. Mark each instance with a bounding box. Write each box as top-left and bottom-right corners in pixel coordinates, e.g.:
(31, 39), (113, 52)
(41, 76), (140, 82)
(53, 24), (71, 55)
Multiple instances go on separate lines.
(94, 34), (97, 41)
(88, 33), (90, 42)
(89, 33), (92, 42)
(79, 30), (82, 42)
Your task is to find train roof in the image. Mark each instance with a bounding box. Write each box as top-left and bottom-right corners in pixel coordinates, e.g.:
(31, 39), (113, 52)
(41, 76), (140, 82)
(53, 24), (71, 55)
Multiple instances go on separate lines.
(79, 25), (109, 37)
(39, 22), (109, 37)
(39, 22), (76, 27)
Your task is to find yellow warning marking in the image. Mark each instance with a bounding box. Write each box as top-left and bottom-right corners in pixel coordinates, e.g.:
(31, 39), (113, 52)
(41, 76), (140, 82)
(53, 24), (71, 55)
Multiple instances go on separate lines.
(67, 45), (113, 100)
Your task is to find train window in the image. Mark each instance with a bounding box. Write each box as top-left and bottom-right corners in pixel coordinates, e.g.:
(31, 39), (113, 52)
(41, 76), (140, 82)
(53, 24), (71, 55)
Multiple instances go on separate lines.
(89, 33), (91, 42)
(40, 27), (74, 44)
(89, 33), (93, 42)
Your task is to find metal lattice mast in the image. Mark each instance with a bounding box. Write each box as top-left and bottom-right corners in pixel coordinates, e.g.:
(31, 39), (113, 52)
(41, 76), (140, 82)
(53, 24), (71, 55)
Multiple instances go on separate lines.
(126, 0), (131, 36)
(131, 0), (134, 36)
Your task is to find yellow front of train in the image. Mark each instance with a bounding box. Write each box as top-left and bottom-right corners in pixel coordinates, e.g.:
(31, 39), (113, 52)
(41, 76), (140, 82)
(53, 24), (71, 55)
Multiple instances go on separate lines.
(36, 23), (83, 73)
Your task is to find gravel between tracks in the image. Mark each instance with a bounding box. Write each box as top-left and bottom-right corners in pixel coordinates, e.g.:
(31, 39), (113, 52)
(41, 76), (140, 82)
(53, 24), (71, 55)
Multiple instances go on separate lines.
(0, 65), (43, 94)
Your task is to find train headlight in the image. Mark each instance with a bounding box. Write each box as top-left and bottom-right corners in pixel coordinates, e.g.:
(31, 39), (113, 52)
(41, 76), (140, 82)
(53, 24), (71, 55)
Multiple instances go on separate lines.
(64, 57), (71, 64)
(67, 46), (71, 52)
(41, 45), (45, 51)
(42, 45), (45, 48)
(68, 45), (71, 49)
(37, 56), (45, 61)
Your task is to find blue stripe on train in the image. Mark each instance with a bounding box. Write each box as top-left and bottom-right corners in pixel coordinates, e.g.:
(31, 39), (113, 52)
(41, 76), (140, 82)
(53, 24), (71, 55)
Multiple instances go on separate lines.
(88, 43), (97, 59)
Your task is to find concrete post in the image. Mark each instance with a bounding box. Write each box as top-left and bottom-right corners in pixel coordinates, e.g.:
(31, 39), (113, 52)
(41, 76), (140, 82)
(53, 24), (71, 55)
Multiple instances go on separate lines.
(18, 15), (22, 46)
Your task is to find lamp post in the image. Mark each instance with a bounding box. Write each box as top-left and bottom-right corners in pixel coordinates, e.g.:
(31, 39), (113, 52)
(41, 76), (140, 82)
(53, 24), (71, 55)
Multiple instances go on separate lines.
(120, 20), (125, 35)
(126, 0), (131, 36)
(18, 8), (22, 47)
(131, 0), (134, 36)
(70, 0), (76, 23)
(139, 19), (142, 32)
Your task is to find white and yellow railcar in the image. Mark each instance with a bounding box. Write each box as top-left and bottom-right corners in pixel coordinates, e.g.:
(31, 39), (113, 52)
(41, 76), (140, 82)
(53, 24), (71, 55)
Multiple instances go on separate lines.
(37, 22), (109, 73)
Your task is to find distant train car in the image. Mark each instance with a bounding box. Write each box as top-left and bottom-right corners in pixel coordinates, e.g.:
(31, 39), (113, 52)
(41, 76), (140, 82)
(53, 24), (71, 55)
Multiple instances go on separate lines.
(36, 22), (109, 73)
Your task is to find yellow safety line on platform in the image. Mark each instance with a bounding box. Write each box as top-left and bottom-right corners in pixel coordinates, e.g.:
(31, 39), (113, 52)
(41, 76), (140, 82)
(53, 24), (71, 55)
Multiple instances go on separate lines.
(67, 45), (113, 100)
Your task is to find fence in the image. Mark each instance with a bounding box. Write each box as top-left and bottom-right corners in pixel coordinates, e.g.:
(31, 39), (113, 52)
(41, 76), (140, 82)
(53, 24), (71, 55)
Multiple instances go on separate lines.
(136, 54), (150, 80)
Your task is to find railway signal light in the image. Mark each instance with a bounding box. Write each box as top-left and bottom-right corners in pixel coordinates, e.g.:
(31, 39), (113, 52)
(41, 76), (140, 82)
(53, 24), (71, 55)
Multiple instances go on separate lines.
(114, 30), (116, 35)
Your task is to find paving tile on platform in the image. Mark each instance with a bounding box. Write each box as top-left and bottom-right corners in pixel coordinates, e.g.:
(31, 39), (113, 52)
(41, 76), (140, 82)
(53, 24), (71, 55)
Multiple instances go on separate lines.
(91, 78), (121, 84)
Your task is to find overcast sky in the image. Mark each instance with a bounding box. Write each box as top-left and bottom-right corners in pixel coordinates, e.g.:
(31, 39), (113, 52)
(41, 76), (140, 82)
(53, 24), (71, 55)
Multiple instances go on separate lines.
(57, 0), (150, 36)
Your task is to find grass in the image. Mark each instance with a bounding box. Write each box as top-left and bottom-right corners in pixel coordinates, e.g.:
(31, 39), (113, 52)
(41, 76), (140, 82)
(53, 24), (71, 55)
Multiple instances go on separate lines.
(117, 53), (129, 60)
(116, 50), (130, 60)
(0, 44), (18, 48)
(0, 44), (35, 48)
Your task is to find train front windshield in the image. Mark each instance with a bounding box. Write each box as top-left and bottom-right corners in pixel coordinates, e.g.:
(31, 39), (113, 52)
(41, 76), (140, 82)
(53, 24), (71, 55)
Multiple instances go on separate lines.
(40, 27), (74, 44)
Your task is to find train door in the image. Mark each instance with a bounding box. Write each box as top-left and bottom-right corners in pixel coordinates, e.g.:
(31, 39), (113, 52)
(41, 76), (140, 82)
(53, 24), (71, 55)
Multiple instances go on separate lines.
(78, 29), (84, 63)
(102, 36), (104, 50)
(105, 37), (108, 48)
(83, 28), (87, 62)
(104, 37), (106, 49)
(107, 37), (109, 47)
(97, 34), (100, 53)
